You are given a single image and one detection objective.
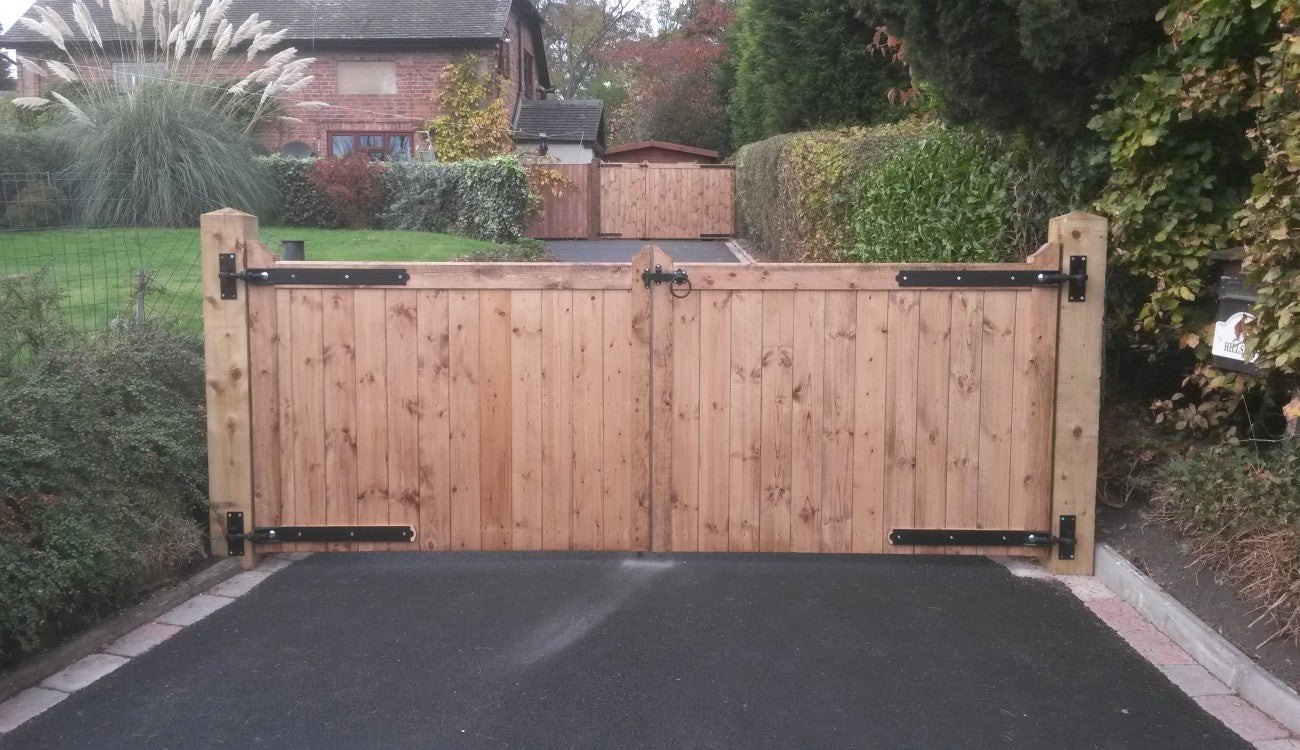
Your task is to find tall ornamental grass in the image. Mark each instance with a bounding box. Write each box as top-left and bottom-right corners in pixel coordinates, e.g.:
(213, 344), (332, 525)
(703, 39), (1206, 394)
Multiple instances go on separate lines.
(12, 0), (322, 226)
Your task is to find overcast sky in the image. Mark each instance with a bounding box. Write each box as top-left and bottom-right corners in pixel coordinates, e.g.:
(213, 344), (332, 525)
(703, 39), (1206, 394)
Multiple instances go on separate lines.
(1, 0), (32, 31)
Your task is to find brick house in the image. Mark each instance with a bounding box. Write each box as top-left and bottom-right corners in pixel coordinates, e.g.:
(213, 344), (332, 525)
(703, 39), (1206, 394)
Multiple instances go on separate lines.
(0, 0), (551, 159)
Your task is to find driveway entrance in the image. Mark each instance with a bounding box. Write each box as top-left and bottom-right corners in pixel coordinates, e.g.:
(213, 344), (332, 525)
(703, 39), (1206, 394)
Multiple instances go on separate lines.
(0, 553), (1246, 748)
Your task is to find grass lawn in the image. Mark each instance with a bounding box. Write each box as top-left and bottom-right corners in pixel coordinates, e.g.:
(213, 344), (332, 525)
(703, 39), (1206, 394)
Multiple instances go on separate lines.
(0, 226), (505, 332)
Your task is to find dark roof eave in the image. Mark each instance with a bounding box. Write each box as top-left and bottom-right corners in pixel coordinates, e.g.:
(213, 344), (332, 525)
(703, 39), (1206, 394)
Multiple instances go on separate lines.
(0, 35), (501, 47)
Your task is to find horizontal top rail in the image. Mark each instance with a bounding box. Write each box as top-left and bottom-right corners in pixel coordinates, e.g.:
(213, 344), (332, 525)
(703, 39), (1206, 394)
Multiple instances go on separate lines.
(259, 243), (1060, 292)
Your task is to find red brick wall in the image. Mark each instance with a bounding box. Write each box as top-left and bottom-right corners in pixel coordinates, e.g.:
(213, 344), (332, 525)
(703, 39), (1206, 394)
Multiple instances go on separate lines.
(14, 25), (546, 157)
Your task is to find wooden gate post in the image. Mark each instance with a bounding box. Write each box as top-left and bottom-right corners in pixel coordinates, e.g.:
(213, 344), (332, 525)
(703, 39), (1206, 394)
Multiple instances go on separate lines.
(1046, 212), (1107, 575)
(200, 208), (260, 569)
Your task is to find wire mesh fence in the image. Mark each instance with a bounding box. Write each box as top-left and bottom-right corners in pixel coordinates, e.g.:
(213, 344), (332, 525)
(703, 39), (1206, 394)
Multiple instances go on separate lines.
(0, 172), (206, 334)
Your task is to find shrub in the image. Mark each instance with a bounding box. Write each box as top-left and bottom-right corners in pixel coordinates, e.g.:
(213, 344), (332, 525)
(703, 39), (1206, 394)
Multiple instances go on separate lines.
(850, 128), (1017, 263)
(384, 156), (532, 243)
(729, 0), (911, 147)
(59, 83), (274, 227)
(859, 0), (1167, 141)
(429, 57), (514, 163)
(733, 120), (930, 261)
(1156, 438), (1300, 643)
(0, 128), (66, 205)
(14, 0), (309, 228)
(2, 181), (68, 229)
(0, 276), (207, 666)
(1091, 0), (1299, 384)
(261, 155), (340, 228)
(310, 155), (389, 230)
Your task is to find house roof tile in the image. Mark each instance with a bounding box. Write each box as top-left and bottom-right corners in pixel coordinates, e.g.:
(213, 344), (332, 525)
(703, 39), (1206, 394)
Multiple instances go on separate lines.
(1, 0), (521, 45)
(513, 99), (606, 147)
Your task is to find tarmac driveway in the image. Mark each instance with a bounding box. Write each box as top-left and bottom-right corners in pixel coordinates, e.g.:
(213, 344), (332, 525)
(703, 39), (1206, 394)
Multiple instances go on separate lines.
(545, 239), (739, 263)
(1, 553), (1245, 749)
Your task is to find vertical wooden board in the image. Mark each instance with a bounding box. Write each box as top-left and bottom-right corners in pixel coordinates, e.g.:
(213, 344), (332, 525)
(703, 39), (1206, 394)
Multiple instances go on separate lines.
(479, 290), (514, 550)
(728, 290), (763, 551)
(600, 166), (649, 238)
(322, 290), (358, 551)
(542, 290), (575, 550)
(946, 292), (983, 545)
(851, 292), (889, 553)
(649, 248), (676, 552)
(247, 286), (281, 541)
(629, 247), (654, 551)
(601, 290), (636, 549)
(915, 292), (951, 545)
(272, 289), (295, 554)
(977, 292), (1017, 549)
(529, 164), (593, 240)
(200, 210), (257, 565)
(790, 291), (826, 552)
(353, 291), (389, 551)
(417, 290), (451, 551)
(883, 292), (919, 553)
(821, 291), (857, 553)
(571, 291), (605, 548)
(449, 291), (481, 549)
(510, 291), (544, 550)
(759, 290), (794, 552)
(289, 290), (326, 551)
(668, 290), (701, 552)
(1009, 287), (1059, 541)
(386, 291), (421, 551)
(698, 290), (733, 551)
(699, 169), (735, 236)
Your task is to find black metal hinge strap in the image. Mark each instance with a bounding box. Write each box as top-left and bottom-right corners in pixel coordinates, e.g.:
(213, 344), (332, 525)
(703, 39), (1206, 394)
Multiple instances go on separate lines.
(225, 512), (414, 555)
(896, 256), (1087, 302)
(219, 255), (409, 300)
(890, 515), (1077, 560)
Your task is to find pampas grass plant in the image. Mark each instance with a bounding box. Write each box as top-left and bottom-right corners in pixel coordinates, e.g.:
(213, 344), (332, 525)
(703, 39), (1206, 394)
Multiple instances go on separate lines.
(12, 0), (317, 226)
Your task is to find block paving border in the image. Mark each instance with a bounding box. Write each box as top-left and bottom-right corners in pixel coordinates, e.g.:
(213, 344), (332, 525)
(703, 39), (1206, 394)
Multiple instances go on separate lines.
(0, 553), (308, 735)
(1000, 548), (1300, 747)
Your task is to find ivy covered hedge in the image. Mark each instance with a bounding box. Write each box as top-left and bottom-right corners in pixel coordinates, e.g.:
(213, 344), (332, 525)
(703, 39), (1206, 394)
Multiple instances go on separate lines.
(0, 275), (207, 667)
(733, 120), (929, 261)
(733, 118), (1087, 263)
(258, 155), (532, 243)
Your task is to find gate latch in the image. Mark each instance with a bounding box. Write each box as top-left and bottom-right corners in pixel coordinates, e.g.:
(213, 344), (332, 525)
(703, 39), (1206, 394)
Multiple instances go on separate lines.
(889, 515), (1077, 560)
(642, 265), (689, 289)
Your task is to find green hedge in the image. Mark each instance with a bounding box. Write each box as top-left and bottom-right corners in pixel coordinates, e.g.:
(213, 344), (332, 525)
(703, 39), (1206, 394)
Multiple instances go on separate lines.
(0, 275), (206, 667)
(732, 119), (1093, 263)
(851, 128), (1015, 263)
(258, 155), (532, 243)
(733, 120), (930, 262)
(261, 155), (340, 228)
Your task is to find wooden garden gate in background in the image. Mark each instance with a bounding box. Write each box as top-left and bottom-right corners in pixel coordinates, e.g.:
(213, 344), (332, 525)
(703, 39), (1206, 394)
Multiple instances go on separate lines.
(203, 209), (1106, 575)
(598, 163), (735, 239)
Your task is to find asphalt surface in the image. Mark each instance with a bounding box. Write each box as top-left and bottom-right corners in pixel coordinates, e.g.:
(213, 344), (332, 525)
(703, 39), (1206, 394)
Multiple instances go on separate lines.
(545, 239), (738, 263)
(2, 553), (1246, 749)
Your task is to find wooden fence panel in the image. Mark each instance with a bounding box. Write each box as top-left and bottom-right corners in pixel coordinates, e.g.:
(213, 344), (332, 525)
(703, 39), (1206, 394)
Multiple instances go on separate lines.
(241, 257), (652, 553)
(653, 250), (1064, 556)
(529, 163), (597, 239)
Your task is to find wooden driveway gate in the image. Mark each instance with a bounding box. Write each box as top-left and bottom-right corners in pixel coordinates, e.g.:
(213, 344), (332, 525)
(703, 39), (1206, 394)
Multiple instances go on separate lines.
(598, 163), (735, 239)
(203, 210), (1106, 575)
